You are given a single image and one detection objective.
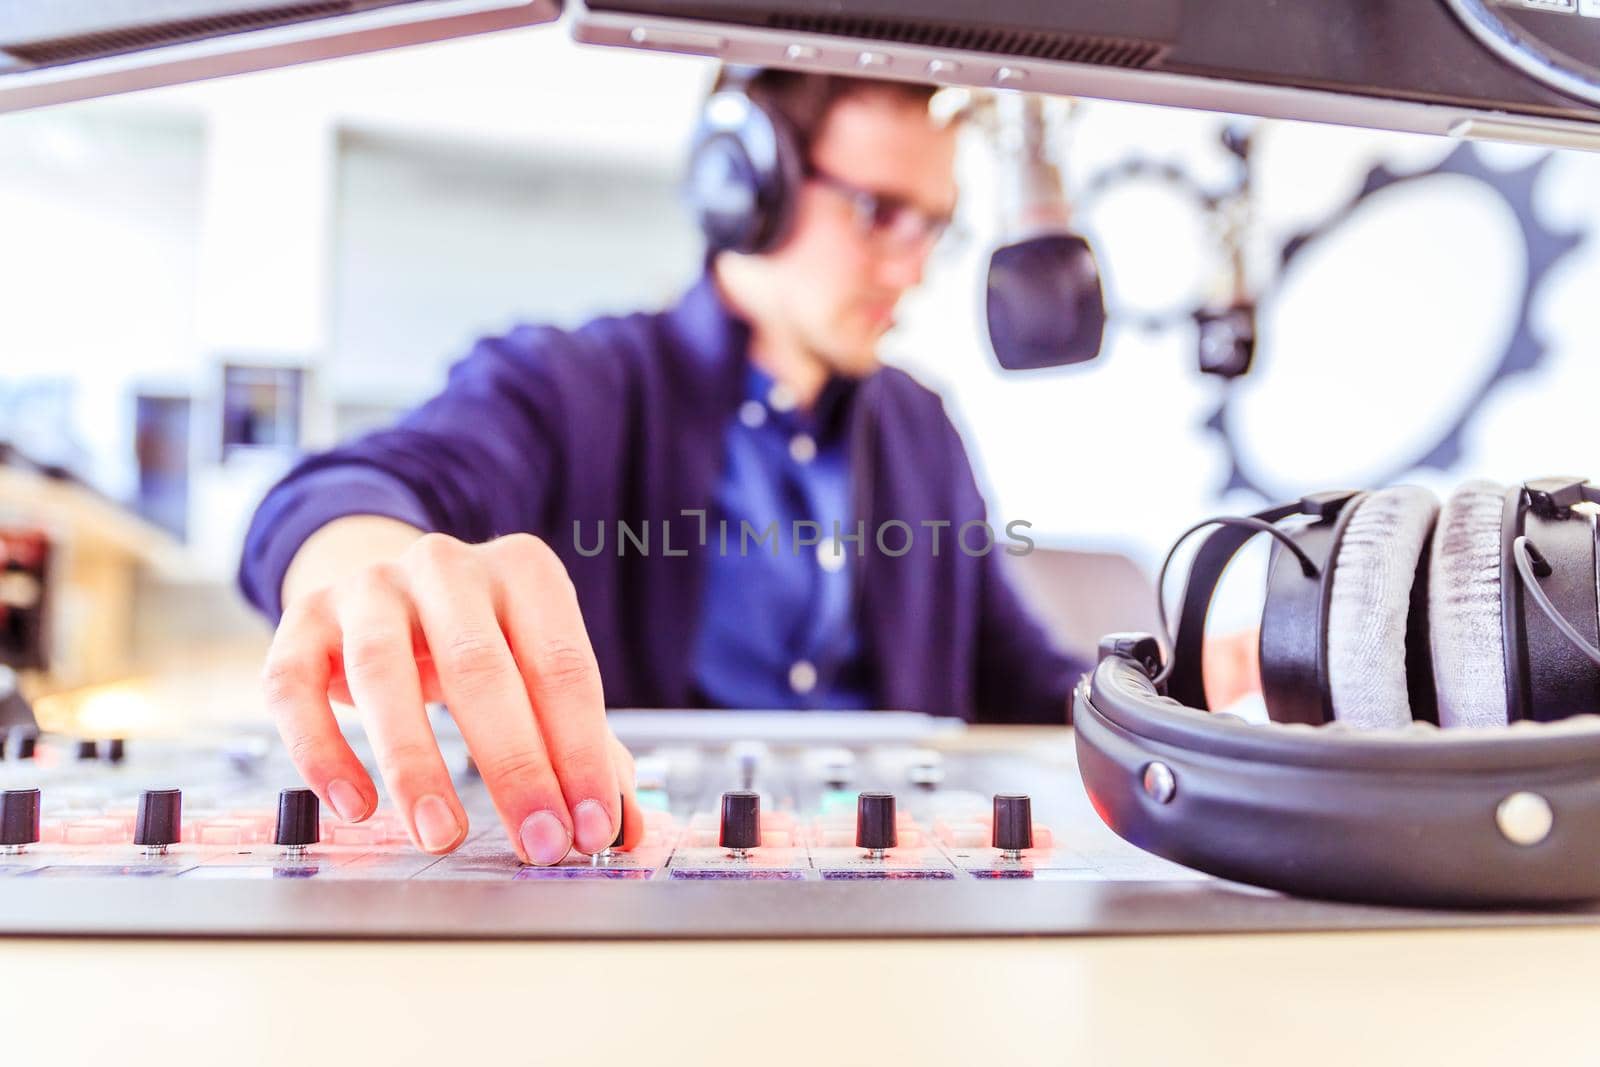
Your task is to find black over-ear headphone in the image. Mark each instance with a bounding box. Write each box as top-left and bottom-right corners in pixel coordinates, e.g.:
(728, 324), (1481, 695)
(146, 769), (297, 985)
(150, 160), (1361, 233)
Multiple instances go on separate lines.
(685, 72), (806, 257)
(1075, 477), (1600, 907)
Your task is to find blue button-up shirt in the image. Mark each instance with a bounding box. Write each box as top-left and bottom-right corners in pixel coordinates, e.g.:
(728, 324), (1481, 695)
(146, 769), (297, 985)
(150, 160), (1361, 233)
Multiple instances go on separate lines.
(240, 274), (1085, 722)
(691, 365), (872, 709)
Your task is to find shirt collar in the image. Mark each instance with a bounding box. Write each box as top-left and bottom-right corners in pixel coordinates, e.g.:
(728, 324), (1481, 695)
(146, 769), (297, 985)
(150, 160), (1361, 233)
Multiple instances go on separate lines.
(666, 272), (752, 376)
(741, 363), (857, 443)
(669, 273), (859, 441)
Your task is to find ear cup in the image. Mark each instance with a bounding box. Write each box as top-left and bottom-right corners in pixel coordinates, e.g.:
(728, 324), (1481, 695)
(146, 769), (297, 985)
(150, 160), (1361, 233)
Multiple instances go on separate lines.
(1429, 480), (1512, 728)
(687, 90), (805, 256)
(1326, 486), (1440, 729)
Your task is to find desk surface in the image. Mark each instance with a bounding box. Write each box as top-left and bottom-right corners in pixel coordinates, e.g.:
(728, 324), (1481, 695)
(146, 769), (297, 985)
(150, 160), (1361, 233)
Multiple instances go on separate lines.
(8, 926), (1600, 1066)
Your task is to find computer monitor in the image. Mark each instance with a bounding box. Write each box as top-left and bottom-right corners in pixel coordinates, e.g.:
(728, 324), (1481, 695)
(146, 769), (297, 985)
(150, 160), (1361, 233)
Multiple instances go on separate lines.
(572, 0), (1600, 149)
(0, 0), (561, 114)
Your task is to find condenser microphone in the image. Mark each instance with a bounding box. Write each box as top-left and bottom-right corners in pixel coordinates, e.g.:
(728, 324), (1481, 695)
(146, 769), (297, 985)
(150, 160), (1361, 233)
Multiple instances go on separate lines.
(982, 93), (1106, 370)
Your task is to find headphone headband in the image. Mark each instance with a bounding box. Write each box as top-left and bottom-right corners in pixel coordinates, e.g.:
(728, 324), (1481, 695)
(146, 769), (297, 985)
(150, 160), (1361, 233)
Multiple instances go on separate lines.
(1077, 648), (1600, 906)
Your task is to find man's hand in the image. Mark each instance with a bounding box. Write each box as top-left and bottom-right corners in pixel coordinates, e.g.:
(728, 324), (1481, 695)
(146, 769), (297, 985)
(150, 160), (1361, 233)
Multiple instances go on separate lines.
(262, 520), (640, 865)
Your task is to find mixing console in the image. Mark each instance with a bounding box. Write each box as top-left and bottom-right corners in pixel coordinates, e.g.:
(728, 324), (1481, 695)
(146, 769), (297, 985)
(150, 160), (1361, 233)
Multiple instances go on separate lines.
(0, 711), (1584, 939)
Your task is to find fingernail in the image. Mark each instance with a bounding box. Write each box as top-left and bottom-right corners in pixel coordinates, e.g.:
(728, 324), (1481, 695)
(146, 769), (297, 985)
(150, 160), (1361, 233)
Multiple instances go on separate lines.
(519, 810), (571, 866)
(328, 779), (366, 822)
(573, 799), (614, 855)
(413, 795), (461, 852)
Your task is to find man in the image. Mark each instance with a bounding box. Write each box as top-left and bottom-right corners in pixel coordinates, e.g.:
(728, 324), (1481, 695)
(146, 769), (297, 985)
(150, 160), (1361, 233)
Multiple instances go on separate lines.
(240, 70), (1248, 867)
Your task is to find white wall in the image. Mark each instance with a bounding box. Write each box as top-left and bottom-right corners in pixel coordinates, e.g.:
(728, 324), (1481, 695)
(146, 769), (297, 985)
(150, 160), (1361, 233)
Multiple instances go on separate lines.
(0, 108), (205, 499)
(328, 128), (699, 411)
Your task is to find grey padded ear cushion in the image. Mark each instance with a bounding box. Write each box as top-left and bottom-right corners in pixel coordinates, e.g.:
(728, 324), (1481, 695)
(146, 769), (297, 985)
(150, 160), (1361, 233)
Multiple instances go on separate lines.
(1429, 480), (1511, 728)
(1327, 486), (1440, 729)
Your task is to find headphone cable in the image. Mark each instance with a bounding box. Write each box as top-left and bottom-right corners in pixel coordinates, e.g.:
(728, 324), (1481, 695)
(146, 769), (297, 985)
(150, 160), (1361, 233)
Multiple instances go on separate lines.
(1152, 513), (1319, 687)
(1511, 535), (1600, 669)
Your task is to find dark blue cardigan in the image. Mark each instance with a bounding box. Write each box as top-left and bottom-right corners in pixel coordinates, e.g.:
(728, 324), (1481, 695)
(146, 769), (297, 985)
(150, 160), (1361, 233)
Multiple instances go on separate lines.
(239, 277), (1085, 723)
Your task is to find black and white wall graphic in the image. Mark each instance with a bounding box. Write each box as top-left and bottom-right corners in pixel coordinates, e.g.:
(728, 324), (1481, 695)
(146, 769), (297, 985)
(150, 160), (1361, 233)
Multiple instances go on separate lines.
(891, 98), (1599, 581)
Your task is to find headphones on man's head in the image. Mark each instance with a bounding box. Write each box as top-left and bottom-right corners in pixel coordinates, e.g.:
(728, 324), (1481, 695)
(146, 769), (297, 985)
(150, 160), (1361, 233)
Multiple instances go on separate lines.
(1075, 477), (1600, 907)
(686, 71), (1111, 371)
(686, 71), (806, 257)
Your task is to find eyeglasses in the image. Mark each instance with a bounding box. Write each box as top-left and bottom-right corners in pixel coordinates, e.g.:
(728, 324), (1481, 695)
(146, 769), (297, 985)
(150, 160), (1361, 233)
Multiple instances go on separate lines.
(805, 165), (958, 253)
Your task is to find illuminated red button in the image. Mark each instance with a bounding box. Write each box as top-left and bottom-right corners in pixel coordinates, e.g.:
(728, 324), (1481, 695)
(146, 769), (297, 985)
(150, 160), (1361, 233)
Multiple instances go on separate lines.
(63, 818), (123, 845)
(102, 809), (137, 835)
(360, 811), (409, 844)
(937, 822), (989, 849)
(330, 824), (384, 847)
(192, 819), (260, 846)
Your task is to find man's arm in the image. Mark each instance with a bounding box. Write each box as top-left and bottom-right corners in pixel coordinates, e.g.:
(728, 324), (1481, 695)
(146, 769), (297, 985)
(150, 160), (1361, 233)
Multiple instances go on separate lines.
(973, 549), (1090, 725)
(241, 326), (641, 866)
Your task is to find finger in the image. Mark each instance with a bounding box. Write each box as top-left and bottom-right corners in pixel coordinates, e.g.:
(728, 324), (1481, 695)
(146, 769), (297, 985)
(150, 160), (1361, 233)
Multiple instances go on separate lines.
(406, 534), (571, 866)
(611, 735), (645, 851)
(490, 534), (617, 855)
(261, 592), (378, 824)
(335, 566), (468, 854)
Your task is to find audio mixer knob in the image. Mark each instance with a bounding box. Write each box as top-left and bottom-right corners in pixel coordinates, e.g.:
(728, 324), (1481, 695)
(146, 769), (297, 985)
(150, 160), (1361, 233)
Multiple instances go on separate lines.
(1, 789), (41, 854)
(993, 794), (1034, 858)
(104, 738), (126, 764)
(593, 793), (626, 865)
(14, 730), (36, 761)
(134, 789), (182, 855)
(719, 790), (760, 856)
(75, 739), (98, 761)
(856, 792), (897, 858)
(274, 788), (320, 856)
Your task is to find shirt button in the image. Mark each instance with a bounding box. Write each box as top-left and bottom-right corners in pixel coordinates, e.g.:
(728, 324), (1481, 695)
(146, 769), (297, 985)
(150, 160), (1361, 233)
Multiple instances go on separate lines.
(818, 540), (846, 573)
(789, 433), (817, 464)
(768, 383), (799, 413)
(738, 400), (767, 429)
(789, 660), (818, 695)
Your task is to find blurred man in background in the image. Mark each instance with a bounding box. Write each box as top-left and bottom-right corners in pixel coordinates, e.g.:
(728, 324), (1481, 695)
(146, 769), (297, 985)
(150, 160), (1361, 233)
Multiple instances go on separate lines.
(239, 69), (1255, 867)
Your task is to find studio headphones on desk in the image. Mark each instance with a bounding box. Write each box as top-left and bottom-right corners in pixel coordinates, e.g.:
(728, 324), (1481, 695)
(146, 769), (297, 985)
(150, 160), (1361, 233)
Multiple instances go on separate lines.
(1075, 477), (1600, 907)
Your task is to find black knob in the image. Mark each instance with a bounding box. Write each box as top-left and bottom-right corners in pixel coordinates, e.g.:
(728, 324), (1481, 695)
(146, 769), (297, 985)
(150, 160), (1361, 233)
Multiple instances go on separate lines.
(856, 792), (897, 851)
(274, 788), (320, 847)
(14, 731), (37, 761)
(104, 738), (126, 764)
(75, 739), (98, 761)
(134, 789), (182, 848)
(612, 793), (625, 850)
(719, 790), (760, 850)
(993, 794), (1034, 852)
(1, 789), (40, 847)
